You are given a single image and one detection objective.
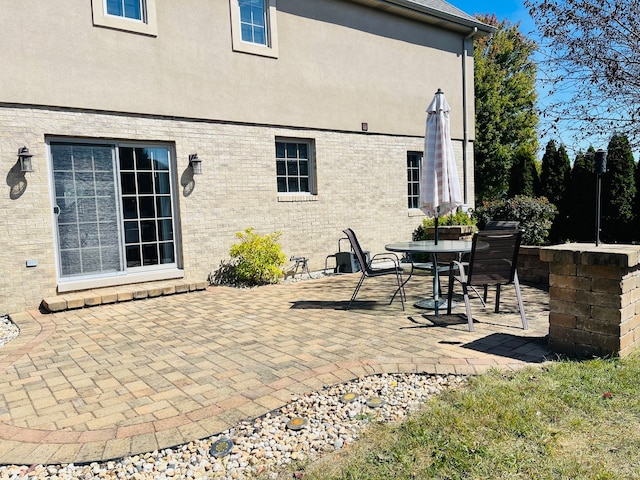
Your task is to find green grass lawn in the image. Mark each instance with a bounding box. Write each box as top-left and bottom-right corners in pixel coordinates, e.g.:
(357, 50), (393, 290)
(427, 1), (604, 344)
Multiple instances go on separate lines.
(300, 355), (640, 479)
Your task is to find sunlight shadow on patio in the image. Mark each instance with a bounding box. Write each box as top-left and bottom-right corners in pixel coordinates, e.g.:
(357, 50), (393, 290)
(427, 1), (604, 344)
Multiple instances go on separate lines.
(399, 314), (468, 330)
(462, 332), (551, 363)
(289, 300), (378, 310)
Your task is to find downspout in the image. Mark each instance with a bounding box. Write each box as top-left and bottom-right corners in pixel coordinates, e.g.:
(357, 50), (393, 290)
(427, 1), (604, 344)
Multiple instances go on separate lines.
(462, 27), (478, 207)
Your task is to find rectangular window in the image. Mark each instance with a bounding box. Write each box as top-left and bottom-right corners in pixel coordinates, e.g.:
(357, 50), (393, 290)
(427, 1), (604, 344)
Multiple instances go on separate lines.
(106, 0), (143, 21)
(276, 140), (314, 194)
(239, 0), (267, 45)
(229, 0), (279, 58)
(92, 0), (157, 36)
(407, 151), (422, 209)
(50, 141), (178, 280)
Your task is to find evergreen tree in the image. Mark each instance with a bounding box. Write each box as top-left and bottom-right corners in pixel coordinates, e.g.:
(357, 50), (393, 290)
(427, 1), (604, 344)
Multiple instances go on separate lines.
(539, 140), (571, 207)
(601, 134), (636, 242)
(474, 15), (539, 202)
(508, 145), (539, 197)
(540, 141), (571, 241)
(566, 148), (596, 241)
(556, 143), (572, 204)
(539, 140), (556, 202)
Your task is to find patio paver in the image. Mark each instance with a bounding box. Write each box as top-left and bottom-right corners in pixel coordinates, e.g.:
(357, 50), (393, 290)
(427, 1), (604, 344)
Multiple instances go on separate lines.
(0, 273), (551, 465)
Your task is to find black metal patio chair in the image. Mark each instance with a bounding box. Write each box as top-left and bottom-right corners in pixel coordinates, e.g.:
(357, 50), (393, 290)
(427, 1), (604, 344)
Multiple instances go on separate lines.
(459, 220), (522, 303)
(342, 228), (406, 310)
(447, 229), (528, 332)
(484, 220), (521, 231)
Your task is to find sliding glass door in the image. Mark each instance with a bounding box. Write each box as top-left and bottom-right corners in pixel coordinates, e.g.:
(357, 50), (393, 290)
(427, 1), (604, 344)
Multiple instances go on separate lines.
(51, 141), (177, 280)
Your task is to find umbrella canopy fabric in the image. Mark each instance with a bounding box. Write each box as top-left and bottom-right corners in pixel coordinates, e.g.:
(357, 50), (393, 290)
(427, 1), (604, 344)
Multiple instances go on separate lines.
(419, 89), (463, 220)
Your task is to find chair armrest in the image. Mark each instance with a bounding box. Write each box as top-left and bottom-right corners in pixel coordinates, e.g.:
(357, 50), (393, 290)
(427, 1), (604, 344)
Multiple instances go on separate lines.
(450, 260), (467, 282)
(370, 252), (401, 269)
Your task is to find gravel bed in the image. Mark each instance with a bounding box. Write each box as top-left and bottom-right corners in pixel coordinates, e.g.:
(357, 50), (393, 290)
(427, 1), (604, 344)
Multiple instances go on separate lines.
(0, 373), (466, 479)
(0, 315), (19, 347)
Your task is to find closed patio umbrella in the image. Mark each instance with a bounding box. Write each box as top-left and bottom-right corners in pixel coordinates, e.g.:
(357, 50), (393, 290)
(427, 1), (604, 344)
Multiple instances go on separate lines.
(419, 88), (463, 244)
(417, 89), (463, 313)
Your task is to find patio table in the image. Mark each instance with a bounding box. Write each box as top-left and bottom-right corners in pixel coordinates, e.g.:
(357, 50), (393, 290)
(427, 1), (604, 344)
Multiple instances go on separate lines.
(385, 240), (472, 315)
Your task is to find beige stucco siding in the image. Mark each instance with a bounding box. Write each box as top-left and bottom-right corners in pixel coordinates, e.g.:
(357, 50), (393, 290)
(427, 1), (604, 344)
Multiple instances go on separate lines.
(0, 0), (473, 138)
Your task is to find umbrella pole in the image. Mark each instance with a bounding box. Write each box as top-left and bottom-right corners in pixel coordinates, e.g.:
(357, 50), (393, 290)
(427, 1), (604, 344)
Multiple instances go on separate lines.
(433, 214), (439, 313)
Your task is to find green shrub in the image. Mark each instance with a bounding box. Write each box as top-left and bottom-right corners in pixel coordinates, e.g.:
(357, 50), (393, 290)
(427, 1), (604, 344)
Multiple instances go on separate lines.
(473, 195), (557, 245)
(210, 228), (287, 286)
(412, 209), (477, 241)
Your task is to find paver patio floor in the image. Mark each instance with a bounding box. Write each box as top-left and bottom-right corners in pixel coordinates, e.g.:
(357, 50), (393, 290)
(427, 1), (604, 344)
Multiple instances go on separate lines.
(0, 273), (551, 465)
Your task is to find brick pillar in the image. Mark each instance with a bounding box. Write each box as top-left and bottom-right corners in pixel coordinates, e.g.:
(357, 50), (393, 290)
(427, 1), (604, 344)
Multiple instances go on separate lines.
(540, 243), (640, 358)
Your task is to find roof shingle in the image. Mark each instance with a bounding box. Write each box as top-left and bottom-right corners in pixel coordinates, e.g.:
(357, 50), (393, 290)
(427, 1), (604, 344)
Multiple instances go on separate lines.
(406, 0), (479, 22)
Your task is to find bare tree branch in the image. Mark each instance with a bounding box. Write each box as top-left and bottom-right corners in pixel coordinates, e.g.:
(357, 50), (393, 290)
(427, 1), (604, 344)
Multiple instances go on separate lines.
(526, 0), (640, 151)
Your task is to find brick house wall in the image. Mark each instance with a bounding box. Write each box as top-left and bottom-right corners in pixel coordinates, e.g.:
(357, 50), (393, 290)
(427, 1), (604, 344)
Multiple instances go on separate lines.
(0, 105), (472, 314)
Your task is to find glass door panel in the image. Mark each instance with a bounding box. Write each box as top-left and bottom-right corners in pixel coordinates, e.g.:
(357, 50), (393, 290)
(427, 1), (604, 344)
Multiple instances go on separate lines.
(51, 143), (123, 277)
(119, 146), (176, 269)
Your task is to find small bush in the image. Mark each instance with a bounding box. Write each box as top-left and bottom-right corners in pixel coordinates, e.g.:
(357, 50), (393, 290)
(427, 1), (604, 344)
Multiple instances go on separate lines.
(210, 228), (287, 286)
(473, 196), (557, 245)
(412, 209), (477, 241)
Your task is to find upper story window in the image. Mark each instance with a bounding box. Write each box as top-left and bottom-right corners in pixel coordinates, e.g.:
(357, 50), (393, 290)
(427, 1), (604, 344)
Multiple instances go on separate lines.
(92, 0), (158, 36)
(106, 0), (143, 21)
(239, 0), (267, 45)
(276, 140), (315, 195)
(229, 0), (279, 58)
(407, 151), (422, 209)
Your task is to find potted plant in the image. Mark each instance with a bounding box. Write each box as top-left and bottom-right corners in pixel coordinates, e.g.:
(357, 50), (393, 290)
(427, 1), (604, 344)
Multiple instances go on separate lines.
(412, 209), (477, 242)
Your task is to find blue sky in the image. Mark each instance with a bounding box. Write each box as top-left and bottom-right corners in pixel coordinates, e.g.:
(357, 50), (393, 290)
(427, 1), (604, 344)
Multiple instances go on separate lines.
(447, 0), (533, 29)
(446, 1), (599, 157)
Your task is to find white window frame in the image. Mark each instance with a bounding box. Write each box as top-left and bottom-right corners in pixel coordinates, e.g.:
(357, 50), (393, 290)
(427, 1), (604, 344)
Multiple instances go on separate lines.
(229, 0), (279, 58)
(48, 138), (183, 292)
(91, 0), (158, 36)
(275, 138), (317, 199)
(407, 151), (422, 210)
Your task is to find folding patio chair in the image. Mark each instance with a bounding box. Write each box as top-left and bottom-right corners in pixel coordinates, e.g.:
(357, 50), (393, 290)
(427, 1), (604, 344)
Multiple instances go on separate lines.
(447, 229), (528, 332)
(342, 228), (405, 310)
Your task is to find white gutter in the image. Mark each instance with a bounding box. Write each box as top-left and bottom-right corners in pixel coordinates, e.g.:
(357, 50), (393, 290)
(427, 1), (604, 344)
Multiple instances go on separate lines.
(382, 0), (493, 32)
(347, 0), (495, 34)
(462, 27), (478, 206)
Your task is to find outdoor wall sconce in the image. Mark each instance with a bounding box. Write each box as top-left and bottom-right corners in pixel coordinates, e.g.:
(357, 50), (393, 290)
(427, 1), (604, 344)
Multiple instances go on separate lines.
(189, 153), (202, 175)
(18, 146), (34, 173)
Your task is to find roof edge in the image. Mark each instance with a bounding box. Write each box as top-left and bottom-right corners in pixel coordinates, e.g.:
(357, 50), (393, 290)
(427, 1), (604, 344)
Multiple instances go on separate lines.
(349, 0), (496, 35)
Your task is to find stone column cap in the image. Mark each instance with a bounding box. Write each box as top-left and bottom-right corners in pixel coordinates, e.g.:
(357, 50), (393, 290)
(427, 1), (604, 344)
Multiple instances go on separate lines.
(541, 242), (640, 268)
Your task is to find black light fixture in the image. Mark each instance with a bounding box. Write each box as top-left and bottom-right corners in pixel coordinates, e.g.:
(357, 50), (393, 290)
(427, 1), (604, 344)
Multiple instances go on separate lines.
(189, 153), (202, 175)
(594, 149), (607, 174)
(18, 146), (34, 173)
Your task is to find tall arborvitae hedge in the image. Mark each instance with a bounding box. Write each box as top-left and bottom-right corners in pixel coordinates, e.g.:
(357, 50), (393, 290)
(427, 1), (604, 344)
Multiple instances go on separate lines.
(540, 140), (571, 241)
(601, 134), (637, 243)
(566, 148), (596, 242)
(508, 145), (540, 198)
